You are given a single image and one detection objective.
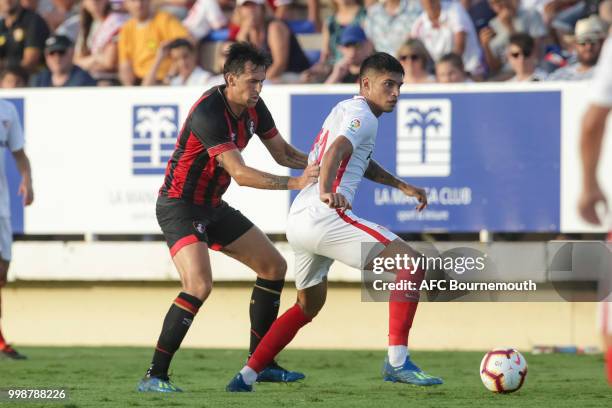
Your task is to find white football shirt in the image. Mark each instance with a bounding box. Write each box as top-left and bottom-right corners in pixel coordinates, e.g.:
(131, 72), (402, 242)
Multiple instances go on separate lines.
(0, 100), (25, 218)
(291, 96), (378, 213)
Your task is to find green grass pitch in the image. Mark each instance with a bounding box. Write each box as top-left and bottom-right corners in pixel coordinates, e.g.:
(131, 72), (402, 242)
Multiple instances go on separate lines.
(1, 348), (610, 407)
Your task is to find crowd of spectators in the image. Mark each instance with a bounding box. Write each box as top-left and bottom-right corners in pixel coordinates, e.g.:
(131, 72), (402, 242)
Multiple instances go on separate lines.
(0, 0), (610, 88)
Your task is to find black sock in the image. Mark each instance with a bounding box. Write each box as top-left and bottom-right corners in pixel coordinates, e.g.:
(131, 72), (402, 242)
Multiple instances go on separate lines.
(249, 277), (284, 356)
(147, 292), (203, 378)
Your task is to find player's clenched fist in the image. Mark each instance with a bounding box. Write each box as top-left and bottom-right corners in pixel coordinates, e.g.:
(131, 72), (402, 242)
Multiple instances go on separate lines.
(320, 192), (352, 211)
(297, 163), (320, 188)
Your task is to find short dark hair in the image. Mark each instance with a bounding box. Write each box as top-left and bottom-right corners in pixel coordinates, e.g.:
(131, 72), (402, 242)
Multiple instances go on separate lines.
(359, 52), (404, 81)
(509, 33), (534, 56)
(437, 53), (464, 71)
(0, 65), (29, 85)
(167, 38), (195, 53)
(223, 42), (272, 77)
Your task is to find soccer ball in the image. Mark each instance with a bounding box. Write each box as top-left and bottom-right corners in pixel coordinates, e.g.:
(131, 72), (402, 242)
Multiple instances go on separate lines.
(479, 348), (528, 393)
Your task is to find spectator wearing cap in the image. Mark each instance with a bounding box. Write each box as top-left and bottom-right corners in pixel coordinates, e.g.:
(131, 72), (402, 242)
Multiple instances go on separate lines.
(320, 0), (366, 65)
(506, 32), (547, 81)
(397, 38), (435, 83)
(325, 24), (373, 84)
(411, 0), (484, 77)
(231, 0), (310, 81)
(74, 0), (129, 85)
(0, 0), (50, 73)
(479, 0), (547, 77)
(548, 14), (607, 81)
(435, 52), (468, 82)
(118, 0), (190, 85)
(142, 37), (215, 86)
(364, 0), (422, 55)
(30, 34), (97, 86)
(0, 65), (28, 87)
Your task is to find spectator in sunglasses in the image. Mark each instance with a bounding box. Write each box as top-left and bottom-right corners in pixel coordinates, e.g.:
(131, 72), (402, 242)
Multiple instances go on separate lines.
(30, 34), (96, 86)
(397, 38), (435, 83)
(506, 33), (547, 81)
(548, 15), (607, 81)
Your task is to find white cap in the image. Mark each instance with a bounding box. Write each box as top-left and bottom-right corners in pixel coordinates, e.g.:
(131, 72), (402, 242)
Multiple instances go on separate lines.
(575, 15), (608, 42)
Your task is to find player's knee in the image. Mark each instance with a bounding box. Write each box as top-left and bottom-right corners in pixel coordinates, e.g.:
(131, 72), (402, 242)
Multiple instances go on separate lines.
(298, 297), (325, 319)
(257, 256), (287, 281)
(183, 279), (213, 302)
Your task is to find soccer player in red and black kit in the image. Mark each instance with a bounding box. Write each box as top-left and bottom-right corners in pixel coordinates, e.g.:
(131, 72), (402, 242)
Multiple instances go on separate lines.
(137, 42), (319, 392)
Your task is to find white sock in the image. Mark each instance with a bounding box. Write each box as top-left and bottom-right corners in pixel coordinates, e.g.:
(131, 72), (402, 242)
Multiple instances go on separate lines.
(388, 345), (408, 367)
(240, 366), (258, 385)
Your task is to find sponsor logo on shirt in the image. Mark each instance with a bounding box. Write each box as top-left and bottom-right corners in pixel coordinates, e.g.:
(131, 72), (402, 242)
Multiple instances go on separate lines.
(132, 105), (179, 175)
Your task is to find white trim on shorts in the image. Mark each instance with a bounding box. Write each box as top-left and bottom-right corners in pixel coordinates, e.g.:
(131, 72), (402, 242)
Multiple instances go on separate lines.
(288, 206), (398, 290)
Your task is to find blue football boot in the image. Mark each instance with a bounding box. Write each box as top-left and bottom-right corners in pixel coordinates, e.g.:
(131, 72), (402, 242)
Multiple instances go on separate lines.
(226, 373), (253, 392)
(257, 361), (305, 383)
(382, 356), (443, 386)
(137, 375), (183, 393)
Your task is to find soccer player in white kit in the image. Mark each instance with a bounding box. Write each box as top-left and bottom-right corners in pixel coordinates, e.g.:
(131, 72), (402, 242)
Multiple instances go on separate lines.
(578, 21), (612, 385)
(227, 52), (443, 392)
(0, 99), (33, 359)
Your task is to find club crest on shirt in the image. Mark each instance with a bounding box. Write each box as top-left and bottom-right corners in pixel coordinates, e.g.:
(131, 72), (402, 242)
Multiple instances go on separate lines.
(0, 35), (6, 46)
(193, 221), (206, 234)
(348, 118), (361, 133)
(248, 119), (255, 136)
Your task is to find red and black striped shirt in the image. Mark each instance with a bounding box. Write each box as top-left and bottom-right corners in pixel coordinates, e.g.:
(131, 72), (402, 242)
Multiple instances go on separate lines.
(159, 85), (278, 206)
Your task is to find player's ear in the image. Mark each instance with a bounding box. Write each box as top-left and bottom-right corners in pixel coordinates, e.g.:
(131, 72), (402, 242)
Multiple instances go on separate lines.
(225, 72), (235, 87)
(360, 76), (370, 93)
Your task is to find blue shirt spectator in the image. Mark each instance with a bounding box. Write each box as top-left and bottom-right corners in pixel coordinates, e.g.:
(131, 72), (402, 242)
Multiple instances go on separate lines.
(30, 34), (97, 87)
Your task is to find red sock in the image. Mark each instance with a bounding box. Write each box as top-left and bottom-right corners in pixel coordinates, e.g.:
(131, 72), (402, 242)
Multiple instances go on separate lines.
(0, 327), (6, 349)
(388, 268), (423, 346)
(248, 303), (311, 372)
(607, 346), (612, 386)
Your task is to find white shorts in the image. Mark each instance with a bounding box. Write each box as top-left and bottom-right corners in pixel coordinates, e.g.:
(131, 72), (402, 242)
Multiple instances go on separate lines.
(0, 217), (12, 262)
(286, 204), (398, 290)
(598, 302), (612, 336)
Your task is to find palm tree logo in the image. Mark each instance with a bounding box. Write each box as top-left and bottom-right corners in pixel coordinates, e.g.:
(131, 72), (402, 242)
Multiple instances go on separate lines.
(133, 106), (178, 168)
(404, 107), (442, 164)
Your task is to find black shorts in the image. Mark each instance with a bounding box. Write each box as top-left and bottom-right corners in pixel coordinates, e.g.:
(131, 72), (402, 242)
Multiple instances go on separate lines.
(156, 196), (254, 256)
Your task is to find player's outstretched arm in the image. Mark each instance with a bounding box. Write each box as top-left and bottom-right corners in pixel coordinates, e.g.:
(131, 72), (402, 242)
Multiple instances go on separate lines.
(217, 149), (318, 190)
(11, 149), (34, 206)
(578, 104), (610, 225)
(319, 136), (352, 210)
(365, 160), (427, 212)
(261, 133), (309, 169)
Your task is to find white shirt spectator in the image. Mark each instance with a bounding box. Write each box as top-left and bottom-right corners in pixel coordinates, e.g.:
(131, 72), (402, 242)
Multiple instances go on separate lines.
(0, 100), (24, 218)
(169, 66), (213, 86)
(411, 1), (483, 74)
(364, 0), (422, 55)
(182, 0), (228, 40)
(507, 67), (548, 81)
(547, 63), (595, 81)
(590, 36), (612, 107)
(520, 0), (554, 16)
